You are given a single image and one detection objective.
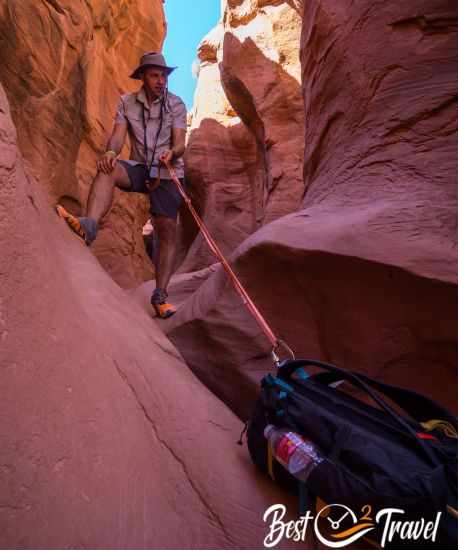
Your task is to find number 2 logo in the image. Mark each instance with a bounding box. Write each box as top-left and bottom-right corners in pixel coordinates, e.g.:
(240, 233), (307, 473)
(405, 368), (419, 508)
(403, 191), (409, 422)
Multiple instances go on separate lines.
(361, 504), (373, 522)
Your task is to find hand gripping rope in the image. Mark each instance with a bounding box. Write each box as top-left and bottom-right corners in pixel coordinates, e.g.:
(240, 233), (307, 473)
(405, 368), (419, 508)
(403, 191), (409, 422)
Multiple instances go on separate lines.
(164, 160), (294, 367)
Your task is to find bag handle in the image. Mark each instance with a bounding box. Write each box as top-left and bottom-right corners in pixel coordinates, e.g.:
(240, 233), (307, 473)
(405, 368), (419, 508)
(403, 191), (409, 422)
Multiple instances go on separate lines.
(277, 359), (452, 464)
(309, 370), (457, 428)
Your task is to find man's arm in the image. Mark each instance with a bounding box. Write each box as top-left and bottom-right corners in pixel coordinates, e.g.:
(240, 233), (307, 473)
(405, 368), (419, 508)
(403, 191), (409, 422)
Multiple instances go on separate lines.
(97, 122), (128, 174)
(106, 122), (128, 155)
(159, 127), (186, 166)
(171, 127), (186, 159)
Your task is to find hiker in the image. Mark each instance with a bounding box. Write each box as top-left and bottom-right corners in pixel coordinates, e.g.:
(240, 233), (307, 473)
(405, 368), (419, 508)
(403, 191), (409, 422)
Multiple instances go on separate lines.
(57, 52), (187, 319)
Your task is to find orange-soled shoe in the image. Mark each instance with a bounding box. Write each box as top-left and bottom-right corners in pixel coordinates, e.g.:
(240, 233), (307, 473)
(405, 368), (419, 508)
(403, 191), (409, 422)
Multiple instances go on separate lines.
(151, 288), (176, 319)
(56, 204), (86, 242)
(153, 301), (176, 319)
(56, 205), (98, 246)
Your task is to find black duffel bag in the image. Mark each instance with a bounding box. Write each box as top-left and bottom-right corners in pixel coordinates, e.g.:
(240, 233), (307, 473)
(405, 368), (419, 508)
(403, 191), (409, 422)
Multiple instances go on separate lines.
(247, 359), (458, 549)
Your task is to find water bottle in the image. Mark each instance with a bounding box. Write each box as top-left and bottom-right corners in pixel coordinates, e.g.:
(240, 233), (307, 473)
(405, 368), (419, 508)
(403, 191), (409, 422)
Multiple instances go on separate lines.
(264, 424), (324, 481)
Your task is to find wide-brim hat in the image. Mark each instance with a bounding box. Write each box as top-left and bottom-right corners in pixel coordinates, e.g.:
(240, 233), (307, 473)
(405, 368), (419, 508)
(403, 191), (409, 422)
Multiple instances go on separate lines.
(130, 52), (177, 80)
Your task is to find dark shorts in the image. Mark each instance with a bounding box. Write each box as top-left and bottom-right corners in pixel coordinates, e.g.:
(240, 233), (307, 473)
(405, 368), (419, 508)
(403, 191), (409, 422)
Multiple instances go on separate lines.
(118, 161), (184, 220)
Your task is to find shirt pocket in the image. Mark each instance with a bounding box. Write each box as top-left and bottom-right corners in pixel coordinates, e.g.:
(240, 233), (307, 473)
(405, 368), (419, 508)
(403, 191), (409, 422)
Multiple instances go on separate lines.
(125, 107), (145, 143)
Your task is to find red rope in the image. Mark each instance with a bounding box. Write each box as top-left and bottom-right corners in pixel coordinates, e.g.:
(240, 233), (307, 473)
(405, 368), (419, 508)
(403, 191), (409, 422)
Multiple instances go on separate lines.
(165, 161), (279, 350)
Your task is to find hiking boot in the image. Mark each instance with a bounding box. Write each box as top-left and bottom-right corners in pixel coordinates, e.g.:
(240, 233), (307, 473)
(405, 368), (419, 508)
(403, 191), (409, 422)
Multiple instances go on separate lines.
(56, 205), (98, 246)
(151, 288), (176, 319)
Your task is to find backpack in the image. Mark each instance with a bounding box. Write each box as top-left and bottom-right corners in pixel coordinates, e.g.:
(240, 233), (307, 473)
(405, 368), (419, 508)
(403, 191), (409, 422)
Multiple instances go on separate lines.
(247, 359), (458, 549)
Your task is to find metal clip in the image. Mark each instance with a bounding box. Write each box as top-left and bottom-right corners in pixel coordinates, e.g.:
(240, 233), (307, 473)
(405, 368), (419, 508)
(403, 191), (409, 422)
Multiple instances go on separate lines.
(271, 347), (281, 367)
(271, 339), (295, 368)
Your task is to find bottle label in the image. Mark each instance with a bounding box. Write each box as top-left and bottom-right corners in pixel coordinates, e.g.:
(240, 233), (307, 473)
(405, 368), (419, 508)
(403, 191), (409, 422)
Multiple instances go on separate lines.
(276, 432), (304, 467)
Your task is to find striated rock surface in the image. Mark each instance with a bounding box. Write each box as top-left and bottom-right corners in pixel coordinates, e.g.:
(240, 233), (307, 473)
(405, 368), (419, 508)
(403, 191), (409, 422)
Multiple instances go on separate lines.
(0, 84), (302, 550)
(163, 0), (458, 420)
(179, 0), (304, 271)
(0, 0), (166, 287)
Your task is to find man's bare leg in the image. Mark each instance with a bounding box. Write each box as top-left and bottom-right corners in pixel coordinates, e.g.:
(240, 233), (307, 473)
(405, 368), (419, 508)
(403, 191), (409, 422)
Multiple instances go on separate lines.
(151, 214), (178, 318)
(87, 163), (131, 222)
(57, 161), (131, 245)
(154, 214), (177, 290)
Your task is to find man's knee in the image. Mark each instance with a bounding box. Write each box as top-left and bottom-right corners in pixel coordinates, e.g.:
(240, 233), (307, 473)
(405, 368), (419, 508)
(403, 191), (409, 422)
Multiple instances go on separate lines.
(96, 162), (130, 189)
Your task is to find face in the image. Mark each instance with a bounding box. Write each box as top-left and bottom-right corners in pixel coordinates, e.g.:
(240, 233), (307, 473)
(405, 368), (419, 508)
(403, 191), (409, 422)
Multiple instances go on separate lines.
(142, 66), (167, 97)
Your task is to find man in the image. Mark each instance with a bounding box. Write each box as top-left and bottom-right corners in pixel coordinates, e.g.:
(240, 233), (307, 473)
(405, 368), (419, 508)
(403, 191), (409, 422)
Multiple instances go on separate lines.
(57, 52), (187, 319)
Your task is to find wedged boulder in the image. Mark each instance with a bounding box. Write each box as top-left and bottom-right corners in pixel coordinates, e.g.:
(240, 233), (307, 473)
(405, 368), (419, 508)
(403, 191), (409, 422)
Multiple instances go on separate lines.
(165, 208), (458, 419)
(164, 0), (458, 420)
(0, 0), (166, 287)
(0, 85), (301, 550)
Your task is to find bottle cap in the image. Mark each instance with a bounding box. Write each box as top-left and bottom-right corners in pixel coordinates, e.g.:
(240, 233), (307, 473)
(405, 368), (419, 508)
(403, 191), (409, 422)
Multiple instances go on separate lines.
(264, 424), (276, 439)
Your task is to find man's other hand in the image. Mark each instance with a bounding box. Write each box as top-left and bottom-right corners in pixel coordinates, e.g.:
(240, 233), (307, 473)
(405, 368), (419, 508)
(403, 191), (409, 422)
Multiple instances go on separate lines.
(159, 150), (174, 166)
(97, 152), (117, 174)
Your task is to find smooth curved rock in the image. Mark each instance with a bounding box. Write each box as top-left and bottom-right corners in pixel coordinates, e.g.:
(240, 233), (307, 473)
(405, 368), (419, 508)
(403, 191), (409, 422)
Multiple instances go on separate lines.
(0, 85), (301, 550)
(166, 209), (458, 419)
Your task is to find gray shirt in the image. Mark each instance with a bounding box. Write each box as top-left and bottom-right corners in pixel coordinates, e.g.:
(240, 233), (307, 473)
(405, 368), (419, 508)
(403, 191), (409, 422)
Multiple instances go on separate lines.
(115, 87), (187, 179)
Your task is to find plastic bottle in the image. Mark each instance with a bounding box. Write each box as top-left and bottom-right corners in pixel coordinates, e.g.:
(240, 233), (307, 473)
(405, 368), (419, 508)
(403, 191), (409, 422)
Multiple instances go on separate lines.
(264, 424), (324, 481)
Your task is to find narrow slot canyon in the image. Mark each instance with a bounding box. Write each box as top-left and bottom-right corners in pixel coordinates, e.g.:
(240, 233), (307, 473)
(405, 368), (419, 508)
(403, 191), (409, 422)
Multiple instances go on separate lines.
(1, 1), (457, 549)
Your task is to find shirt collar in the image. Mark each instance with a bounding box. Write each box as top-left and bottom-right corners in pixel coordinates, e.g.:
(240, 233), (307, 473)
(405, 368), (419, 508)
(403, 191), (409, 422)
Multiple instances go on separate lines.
(136, 86), (171, 112)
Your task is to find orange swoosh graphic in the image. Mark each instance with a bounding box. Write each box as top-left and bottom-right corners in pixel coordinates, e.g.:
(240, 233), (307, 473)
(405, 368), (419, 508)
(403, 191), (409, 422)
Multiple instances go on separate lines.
(331, 523), (375, 539)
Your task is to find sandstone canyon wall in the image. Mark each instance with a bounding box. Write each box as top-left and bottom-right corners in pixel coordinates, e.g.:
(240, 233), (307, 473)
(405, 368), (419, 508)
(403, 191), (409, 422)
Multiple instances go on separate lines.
(161, 0), (458, 420)
(0, 82), (304, 549)
(179, 0), (304, 271)
(0, 0), (166, 287)
(2, 0), (458, 547)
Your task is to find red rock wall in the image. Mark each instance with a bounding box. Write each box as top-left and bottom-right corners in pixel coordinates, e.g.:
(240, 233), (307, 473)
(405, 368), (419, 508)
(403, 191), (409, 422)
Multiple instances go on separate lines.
(179, 0), (304, 272)
(301, 0), (458, 219)
(163, 0), (458, 419)
(0, 0), (166, 287)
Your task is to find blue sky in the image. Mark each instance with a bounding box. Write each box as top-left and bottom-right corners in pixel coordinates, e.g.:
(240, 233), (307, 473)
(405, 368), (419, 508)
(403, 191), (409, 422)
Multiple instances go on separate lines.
(163, 0), (221, 110)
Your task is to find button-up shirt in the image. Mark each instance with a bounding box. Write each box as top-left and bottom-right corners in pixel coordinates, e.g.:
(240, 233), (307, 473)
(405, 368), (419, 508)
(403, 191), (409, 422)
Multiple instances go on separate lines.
(115, 87), (187, 179)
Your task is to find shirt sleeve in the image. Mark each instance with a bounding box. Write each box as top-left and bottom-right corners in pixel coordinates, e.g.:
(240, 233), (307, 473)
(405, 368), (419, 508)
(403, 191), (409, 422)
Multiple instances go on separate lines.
(171, 97), (187, 129)
(114, 97), (127, 124)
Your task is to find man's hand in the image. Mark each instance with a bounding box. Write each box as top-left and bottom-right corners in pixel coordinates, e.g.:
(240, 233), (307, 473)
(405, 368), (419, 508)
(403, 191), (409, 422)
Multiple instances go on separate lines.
(98, 123), (127, 174)
(97, 152), (118, 174)
(159, 150), (174, 166)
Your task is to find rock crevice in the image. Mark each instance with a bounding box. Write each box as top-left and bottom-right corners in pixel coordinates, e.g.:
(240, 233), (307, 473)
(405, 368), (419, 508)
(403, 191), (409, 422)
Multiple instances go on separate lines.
(179, 0), (304, 272)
